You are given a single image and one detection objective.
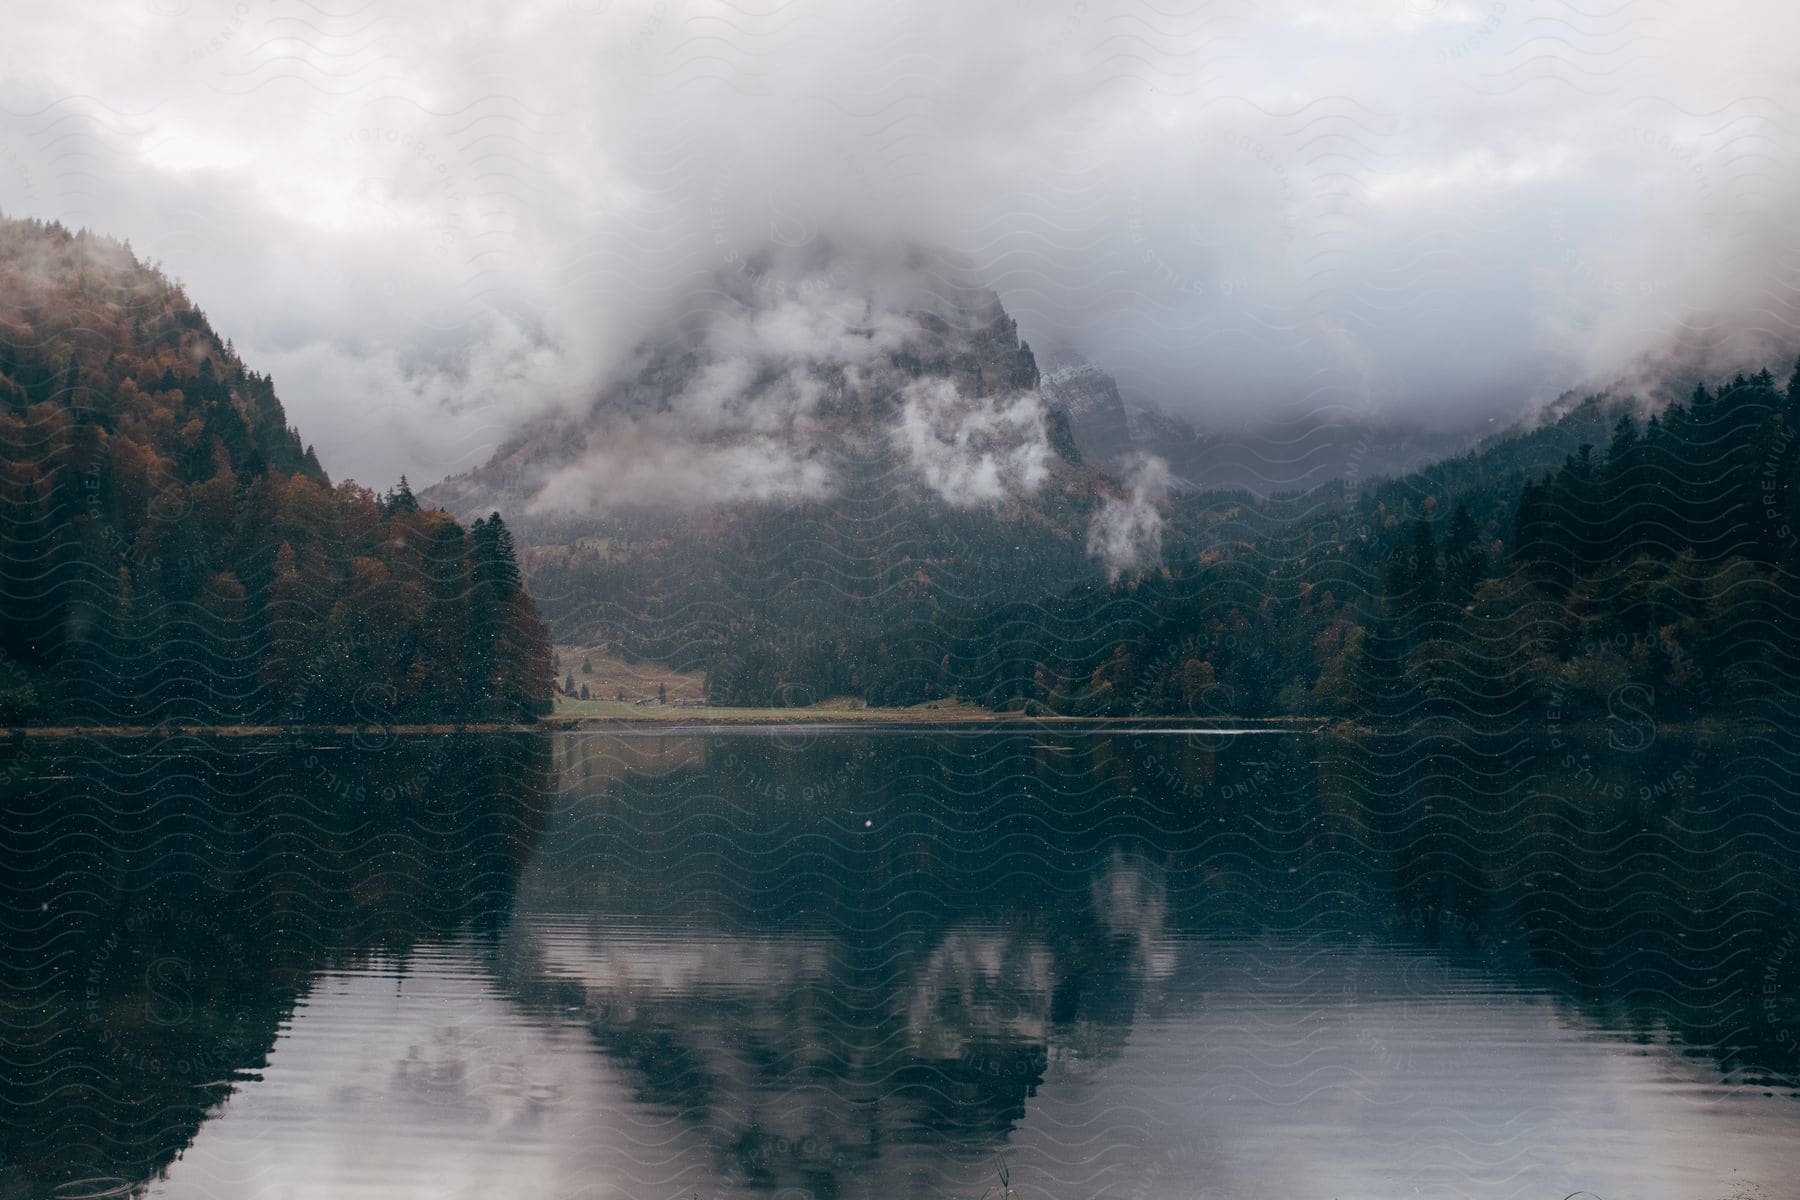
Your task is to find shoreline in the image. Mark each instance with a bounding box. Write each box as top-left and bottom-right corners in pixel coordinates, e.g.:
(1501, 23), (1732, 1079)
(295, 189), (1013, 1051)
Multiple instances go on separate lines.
(2, 713), (1326, 739)
(0, 712), (1763, 739)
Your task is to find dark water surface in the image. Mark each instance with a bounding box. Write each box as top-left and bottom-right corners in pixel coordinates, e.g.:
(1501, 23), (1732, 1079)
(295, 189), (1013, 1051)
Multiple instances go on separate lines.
(3, 729), (1798, 1199)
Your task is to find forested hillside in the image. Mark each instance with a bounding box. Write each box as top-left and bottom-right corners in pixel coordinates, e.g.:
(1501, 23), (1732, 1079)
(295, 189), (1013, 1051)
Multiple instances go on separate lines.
(0, 216), (553, 723)
(424, 243), (1131, 701)
(748, 368), (1800, 725)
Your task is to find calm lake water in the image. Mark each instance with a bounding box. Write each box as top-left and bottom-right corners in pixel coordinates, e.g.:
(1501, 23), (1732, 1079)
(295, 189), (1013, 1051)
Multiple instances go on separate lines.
(3, 728), (1798, 1200)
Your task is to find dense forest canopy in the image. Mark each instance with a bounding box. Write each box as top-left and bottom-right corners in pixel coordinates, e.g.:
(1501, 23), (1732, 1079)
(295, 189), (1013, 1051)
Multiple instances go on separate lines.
(709, 366), (1800, 724)
(0, 215), (553, 723)
(6, 212), (1796, 730)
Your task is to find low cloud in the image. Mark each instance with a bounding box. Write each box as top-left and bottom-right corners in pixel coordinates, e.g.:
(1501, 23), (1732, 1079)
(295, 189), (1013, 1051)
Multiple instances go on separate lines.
(1087, 455), (1171, 581)
(892, 378), (1050, 509)
(531, 433), (837, 514)
(3, 1), (1799, 483)
(508, 247), (1051, 517)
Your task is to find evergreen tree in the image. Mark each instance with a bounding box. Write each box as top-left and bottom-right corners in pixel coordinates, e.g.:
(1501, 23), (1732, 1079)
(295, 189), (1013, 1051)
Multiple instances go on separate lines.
(1441, 503), (1486, 608)
(0, 216), (553, 725)
(385, 475), (420, 514)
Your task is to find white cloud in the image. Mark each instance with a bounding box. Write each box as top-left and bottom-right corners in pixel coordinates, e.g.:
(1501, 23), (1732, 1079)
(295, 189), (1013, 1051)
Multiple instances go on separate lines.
(499, 251), (1052, 516)
(1363, 145), (1576, 207)
(2, 0), (1797, 484)
(892, 378), (1052, 509)
(1087, 455), (1172, 581)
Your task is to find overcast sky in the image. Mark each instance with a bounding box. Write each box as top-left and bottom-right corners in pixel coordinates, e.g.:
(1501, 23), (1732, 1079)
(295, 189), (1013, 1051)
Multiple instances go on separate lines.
(3, 0), (1797, 487)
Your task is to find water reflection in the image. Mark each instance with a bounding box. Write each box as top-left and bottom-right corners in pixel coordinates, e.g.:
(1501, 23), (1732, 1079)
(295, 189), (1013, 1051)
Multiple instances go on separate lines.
(1, 730), (1798, 1198)
(0, 734), (553, 1200)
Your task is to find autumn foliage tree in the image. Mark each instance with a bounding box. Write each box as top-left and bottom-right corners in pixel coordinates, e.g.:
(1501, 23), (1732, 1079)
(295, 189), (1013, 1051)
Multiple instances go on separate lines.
(0, 215), (553, 723)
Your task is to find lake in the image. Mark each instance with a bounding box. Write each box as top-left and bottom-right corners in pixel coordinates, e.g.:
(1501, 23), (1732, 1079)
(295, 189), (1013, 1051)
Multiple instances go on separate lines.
(2, 728), (1797, 1200)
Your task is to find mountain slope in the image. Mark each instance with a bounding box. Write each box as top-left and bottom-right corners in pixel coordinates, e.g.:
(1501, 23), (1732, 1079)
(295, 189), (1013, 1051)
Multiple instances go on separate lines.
(0, 215), (552, 722)
(422, 240), (1654, 708)
(423, 242), (1141, 700)
(822, 363), (1800, 721)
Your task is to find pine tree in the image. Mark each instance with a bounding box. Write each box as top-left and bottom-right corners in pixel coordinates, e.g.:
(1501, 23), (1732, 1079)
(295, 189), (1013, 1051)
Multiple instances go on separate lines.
(387, 475), (420, 514)
(1441, 503), (1485, 608)
(1410, 517), (1440, 606)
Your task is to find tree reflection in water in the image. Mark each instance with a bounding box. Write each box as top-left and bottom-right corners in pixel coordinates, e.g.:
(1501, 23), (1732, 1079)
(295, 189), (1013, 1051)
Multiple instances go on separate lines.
(2, 729), (1798, 1199)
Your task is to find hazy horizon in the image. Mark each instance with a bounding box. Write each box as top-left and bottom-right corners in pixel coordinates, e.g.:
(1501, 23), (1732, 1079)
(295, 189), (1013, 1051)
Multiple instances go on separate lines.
(4, 0), (1798, 488)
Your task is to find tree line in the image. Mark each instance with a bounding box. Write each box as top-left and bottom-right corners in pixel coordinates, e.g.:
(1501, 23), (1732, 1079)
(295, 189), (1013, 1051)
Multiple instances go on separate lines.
(707, 364), (1800, 724)
(0, 216), (553, 723)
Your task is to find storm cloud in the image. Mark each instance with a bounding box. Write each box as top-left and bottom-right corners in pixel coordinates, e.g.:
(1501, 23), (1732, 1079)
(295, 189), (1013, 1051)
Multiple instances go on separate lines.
(2, 0), (1797, 487)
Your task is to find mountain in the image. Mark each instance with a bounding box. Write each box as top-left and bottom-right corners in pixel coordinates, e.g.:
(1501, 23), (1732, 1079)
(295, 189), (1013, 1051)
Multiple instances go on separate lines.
(817, 362), (1800, 721)
(1037, 348), (1138, 468)
(422, 242), (1148, 700)
(432, 242), (1061, 518)
(0, 215), (553, 723)
(421, 240), (1661, 709)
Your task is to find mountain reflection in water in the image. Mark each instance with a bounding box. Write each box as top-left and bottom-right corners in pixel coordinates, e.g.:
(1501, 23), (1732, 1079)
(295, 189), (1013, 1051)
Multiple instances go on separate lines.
(2, 729), (1798, 1200)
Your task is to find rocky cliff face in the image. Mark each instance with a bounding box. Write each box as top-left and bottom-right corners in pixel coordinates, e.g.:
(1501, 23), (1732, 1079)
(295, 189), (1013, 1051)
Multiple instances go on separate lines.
(1038, 346), (1138, 470)
(427, 241), (1072, 526)
(421, 242), (1132, 671)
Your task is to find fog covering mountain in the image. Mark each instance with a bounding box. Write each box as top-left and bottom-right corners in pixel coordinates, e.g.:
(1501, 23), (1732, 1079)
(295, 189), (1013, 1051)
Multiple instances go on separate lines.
(819, 362), (1800, 722)
(422, 238), (1725, 703)
(1041, 345), (1481, 495)
(7, 2), (1800, 491)
(421, 242), (1165, 691)
(429, 243), (1057, 517)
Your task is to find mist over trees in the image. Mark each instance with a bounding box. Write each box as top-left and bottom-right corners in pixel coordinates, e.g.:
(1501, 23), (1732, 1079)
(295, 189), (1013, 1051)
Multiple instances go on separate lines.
(0, 216), (554, 724)
(707, 366), (1800, 724)
(7, 212), (1798, 730)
